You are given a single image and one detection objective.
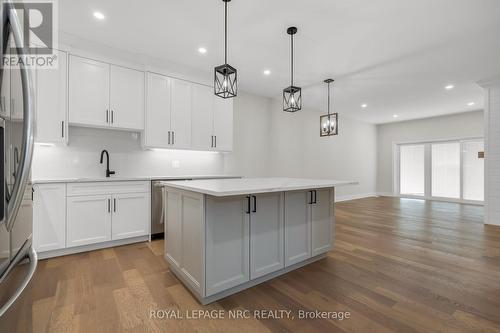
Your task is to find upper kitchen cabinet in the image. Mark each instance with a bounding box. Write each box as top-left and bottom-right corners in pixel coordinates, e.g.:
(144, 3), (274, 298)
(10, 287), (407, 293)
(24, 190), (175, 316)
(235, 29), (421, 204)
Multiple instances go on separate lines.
(69, 55), (109, 127)
(144, 72), (171, 148)
(109, 65), (145, 130)
(144, 72), (192, 149)
(36, 49), (68, 144)
(69, 55), (144, 131)
(191, 84), (233, 152)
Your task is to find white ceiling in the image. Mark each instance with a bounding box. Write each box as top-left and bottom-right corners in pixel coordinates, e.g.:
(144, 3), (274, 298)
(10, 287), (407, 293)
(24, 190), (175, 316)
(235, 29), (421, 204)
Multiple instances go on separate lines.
(59, 0), (500, 124)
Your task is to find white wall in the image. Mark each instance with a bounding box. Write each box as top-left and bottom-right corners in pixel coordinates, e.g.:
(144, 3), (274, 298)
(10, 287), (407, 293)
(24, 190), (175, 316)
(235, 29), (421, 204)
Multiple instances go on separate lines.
(32, 127), (225, 180)
(376, 110), (484, 194)
(265, 100), (378, 201)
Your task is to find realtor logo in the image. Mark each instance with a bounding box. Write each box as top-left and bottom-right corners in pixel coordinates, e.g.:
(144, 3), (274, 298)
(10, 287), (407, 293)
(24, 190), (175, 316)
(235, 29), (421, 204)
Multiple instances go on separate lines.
(2, 0), (58, 68)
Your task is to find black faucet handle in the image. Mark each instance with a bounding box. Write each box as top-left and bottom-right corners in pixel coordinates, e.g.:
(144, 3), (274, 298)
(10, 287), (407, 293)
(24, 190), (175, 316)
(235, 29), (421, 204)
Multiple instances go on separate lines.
(107, 170), (116, 177)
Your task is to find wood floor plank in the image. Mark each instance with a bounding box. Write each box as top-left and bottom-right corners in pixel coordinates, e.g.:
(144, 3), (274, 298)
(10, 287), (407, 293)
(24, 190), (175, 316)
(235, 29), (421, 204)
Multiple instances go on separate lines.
(2, 197), (500, 332)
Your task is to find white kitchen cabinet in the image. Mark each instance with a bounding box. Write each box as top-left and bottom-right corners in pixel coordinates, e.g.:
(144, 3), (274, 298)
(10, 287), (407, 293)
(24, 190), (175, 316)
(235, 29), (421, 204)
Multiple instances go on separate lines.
(145, 72), (171, 147)
(111, 192), (150, 240)
(69, 55), (110, 127)
(66, 194), (112, 247)
(249, 193), (284, 279)
(311, 189), (333, 256)
(69, 55), (144, 131)
(33, 184), (66, 252)
(110, 65), (145, 130)
(205, 195), (249, 296)
(284, 190), (311, 266)
(36, 50), (68, 144)
(213, 97), (233, 151)
(191, 84), (233, 152)
(170, 78), (192, 149)
(165, 190), (182, 267)
(191, 84), (214, 150)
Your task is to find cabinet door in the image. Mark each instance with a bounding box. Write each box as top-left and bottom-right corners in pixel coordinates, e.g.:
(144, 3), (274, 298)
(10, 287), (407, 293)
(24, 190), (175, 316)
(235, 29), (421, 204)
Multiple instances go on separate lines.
(311, 189), (333, 256)
(69, 56), (110, 127)
(112, 192), (150, 240)
(170, 78), (192, 149)
(284, 191), (311, 266)
(206, 195), (249, 296)
(67, 195), (112, 247)
(36, 50), (67, 144)
(145, 72), (171, 147)
(33, 184), (66, 252)
(166, 191), (182, 268)
(110, 65), (145, 130)
(250, 193), (284, 279)
(191, 84), (214, 150)
(213, 97), (233, 151)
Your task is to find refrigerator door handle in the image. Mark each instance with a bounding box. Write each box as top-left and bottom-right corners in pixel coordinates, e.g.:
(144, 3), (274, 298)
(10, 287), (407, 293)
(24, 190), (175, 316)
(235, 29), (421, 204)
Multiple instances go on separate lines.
(0, 241), (38, 317)
(4, 0), (36, 232)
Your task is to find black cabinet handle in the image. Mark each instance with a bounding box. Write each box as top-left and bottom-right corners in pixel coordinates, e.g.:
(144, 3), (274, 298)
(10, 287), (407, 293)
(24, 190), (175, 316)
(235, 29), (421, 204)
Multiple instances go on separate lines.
(246, 196), (251, 214)
(252, 196), (257, 213)
(108, 198), (110, 213)
(61, 121), (64, 138)
(106, 110), (109, 123)
(111, 110), (114, 124)
(168, 131), (171, 145)
(308, 191), (313, 204)
(215, 136), (217, 148)
(172, 131), (175, 145)
(313, 190), (317, 204)
(114, 198), (116, 212)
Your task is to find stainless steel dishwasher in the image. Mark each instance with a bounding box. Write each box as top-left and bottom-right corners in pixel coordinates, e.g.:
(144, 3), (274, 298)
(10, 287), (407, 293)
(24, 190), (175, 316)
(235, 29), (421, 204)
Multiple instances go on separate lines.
(151, 177), (241, 238)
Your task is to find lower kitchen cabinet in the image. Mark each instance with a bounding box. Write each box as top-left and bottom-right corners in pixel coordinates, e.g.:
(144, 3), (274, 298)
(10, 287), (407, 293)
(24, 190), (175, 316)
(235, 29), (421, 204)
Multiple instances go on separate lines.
(284, 189), (334, 266)
(33, 184), (66, 252)
(33, 181), (151, 257)
(205, 195), (249, 296)
(284, 190), (311, 267)
(311, 189), (333, 256)
(67, 195), (112, 247)
(112, 193), (150, 240)
(249, 193), (284, 279)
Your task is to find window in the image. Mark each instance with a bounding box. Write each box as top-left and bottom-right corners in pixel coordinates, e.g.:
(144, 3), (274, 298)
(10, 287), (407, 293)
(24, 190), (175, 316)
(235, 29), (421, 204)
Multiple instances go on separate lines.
(400, 145), (425, 196)
(463, 140), (484, 201)
(397, 139), (484, 202)
(431, 142), (460, 198)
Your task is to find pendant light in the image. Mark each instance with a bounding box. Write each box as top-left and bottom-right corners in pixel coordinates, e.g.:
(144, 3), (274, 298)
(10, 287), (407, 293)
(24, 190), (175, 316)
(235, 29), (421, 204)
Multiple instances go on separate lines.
(320, 79), (338, 136)
(214, 0), (237, 99)
(283, 27), (301, 112)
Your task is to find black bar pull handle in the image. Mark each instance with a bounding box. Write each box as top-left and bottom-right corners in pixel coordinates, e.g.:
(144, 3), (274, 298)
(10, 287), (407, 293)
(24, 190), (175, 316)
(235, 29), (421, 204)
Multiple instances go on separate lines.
(313, 190), (317, 204)
(308, 191), (313, 204)
(252, 196), (257, 213)
(246, 196), (251, 214)
(108, 198), (110, 213)
(114, 198), (116, 212)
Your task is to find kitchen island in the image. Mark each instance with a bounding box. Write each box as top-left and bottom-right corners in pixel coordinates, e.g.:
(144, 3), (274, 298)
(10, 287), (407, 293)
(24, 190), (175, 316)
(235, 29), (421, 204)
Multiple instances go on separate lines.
(160, 177), (356, 304)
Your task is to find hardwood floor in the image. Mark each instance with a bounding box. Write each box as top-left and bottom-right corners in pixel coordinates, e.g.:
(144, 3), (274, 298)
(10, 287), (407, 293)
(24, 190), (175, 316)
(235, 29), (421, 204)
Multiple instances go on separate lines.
(2, 197), (500, 332)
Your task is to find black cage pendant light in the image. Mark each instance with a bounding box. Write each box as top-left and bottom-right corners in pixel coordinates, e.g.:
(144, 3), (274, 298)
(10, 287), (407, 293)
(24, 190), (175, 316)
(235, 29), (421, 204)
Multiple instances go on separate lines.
(320, 79), (338, 136)
(283, 27), (301, 112)
(214, 0), (237, 99)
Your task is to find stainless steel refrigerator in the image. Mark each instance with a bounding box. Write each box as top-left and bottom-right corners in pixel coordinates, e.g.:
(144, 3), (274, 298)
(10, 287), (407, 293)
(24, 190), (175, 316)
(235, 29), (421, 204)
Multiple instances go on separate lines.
(0, 0), (36, 321)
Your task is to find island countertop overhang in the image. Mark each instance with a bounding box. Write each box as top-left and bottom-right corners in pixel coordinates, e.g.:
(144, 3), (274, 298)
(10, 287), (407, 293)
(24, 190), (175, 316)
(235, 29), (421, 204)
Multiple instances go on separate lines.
(159, 177), (357, 197)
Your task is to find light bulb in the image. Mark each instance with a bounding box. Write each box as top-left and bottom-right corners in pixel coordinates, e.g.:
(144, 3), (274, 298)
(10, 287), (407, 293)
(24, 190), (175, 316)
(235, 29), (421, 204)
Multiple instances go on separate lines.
(222, 77), (228, 89)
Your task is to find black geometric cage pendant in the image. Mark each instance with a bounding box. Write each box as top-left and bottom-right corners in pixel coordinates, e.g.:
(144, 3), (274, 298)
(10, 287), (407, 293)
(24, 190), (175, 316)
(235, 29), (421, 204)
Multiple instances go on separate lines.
(214, 0), (237, 99)
(320, 79), (338, 137)
(283, 27), (301, 112)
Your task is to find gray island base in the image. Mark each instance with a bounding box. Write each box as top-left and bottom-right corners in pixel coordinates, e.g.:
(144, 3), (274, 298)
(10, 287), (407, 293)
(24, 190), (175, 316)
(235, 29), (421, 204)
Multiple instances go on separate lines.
(160, 178), (355, 304)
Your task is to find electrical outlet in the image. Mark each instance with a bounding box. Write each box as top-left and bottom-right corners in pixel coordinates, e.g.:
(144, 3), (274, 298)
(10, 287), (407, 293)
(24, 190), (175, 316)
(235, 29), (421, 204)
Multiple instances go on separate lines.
(172, 160), (180, 169)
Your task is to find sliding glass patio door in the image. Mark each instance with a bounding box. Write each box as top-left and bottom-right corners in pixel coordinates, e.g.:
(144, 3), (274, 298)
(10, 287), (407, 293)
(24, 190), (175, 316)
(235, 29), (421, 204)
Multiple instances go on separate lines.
(397, 139), (484, 203)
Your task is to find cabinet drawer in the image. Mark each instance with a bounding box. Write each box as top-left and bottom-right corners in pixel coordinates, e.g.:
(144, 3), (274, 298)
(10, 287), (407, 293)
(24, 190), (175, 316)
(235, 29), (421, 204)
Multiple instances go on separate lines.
(67, 181), (150, 196)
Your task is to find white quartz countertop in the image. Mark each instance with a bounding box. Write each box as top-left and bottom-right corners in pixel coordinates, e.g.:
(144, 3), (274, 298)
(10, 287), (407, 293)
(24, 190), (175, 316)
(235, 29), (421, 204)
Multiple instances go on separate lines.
(31, 175), (240, 184)
(160, 177), (357, 197)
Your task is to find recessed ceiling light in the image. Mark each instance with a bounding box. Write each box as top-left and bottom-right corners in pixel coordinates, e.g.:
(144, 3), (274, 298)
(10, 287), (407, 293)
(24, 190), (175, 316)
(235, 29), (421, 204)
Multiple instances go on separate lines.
(93, 11), (105, 20)
(393, 114), (399, 118)
(361, 104), (368, 108)
(445, 84), (455, 90)
(263, 69), (271, 76)
(198, 47), (207, 54)
(467, 102), (475, 106)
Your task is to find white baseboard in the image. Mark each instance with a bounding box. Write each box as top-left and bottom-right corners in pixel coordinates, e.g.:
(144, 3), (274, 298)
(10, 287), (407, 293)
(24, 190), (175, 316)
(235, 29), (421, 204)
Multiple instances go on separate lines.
(376, 192), (484, 206)
(335, 193), (377, 202)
